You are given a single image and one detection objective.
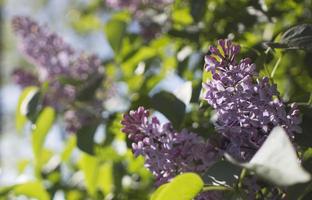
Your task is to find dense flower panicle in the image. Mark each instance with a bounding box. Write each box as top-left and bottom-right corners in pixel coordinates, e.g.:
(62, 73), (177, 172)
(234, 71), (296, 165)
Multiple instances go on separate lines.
(12, 68), (39, 88)
(203, 39), (301, 160)
(121, 107), (219, 185)
(12, 16), (75, 79)
(12, 16), (102, 82)
(12, 16), (104, 132)
(43, 82), (76, 111)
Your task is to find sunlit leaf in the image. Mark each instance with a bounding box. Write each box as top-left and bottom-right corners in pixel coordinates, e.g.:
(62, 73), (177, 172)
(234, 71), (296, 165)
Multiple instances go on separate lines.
(98, 162), (113, 195)
(72, 13), (102, 33)
(150, 183), (169, 200)
(78, 153), (99, 197)
(61, 135), (76, 162)
(14, 181), (49, 200)
(104, 17), (127, 54)
(153, 173), (204, 200)
(15, 86), (38, 131)
(226, 126), (311, 186)
(32, 107), (55, 175)
(172, 8), (193, 25)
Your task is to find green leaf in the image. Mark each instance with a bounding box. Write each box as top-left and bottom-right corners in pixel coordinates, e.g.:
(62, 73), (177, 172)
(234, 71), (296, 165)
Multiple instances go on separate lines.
(22, 88), (41, 122)
(76, 74), (103, 101)
(32, 107), (55, 175)
(151, 91), (186, 129)
(153, 173), (204, 200)
(281, 24), (312, 50)
(78, 153), (99, 197)
(15, 86), (39, 131)
(150, 183), (169, 200)
(266, 24), (312, 50)
(72, 13), (102, 33)
(104, 17), (127, 54)
(190, 0), (207, 22)
(98, 162), (113, 195)
(226, 126), (311, 186)
(172, 8), (193, 25)
(76, 125), (98, 155)
(17, 159), (30, 174)
(14, 181), (49, 200)
(203, 161), (241, 187)
(61, 135), (76, 162)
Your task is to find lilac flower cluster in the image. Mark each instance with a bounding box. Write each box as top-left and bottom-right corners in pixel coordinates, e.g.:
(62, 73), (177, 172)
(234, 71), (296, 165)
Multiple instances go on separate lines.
(12, 16), (104, 133)
(121, 107), (219, 186)
(203, 39), (301, 160)
(12, 16), (101, 82)
(12, 68), (39, 88)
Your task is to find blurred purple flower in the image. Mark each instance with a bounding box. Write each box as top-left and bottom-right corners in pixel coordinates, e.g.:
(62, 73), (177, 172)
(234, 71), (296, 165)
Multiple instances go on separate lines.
(121, 107), (219, 185)
(11, 16), (104, 132)
(203, 39), (301, 160)
(12, 68), (39, 88)
(12, 16), (102, 82)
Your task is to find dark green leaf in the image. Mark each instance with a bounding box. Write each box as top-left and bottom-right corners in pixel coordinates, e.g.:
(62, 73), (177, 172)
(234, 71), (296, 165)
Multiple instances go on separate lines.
(20, 88), (41, 122)
(267, 24), (312, 50)
(151, 91), (186, 129)
(76, 125), (98, 155)
(203, 160), (241, 187)
(190, 0), (207, 22)
(76, 74), (103, 101)
(15, 86), (38, 131)
(281, 24), (312, 50)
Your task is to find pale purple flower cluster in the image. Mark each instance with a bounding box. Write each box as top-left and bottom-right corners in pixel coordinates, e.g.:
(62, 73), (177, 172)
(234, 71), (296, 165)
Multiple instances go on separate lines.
(12, 68), (39, 88)
(12, 16), (104, 133)
(121, 107), (219, 185)
(203, 39), (301, 160)
(12, 16), (101, 82)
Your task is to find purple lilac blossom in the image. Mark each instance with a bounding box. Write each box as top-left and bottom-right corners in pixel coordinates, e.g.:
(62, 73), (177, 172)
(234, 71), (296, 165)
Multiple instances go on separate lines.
(203, 39), (301, 160)
(12, 16), (101, 82)
(12, 16), (104, 133)
(121, 107), (219, 185)
(196, 191), (223, 200)
(12, 68), (39, 88)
